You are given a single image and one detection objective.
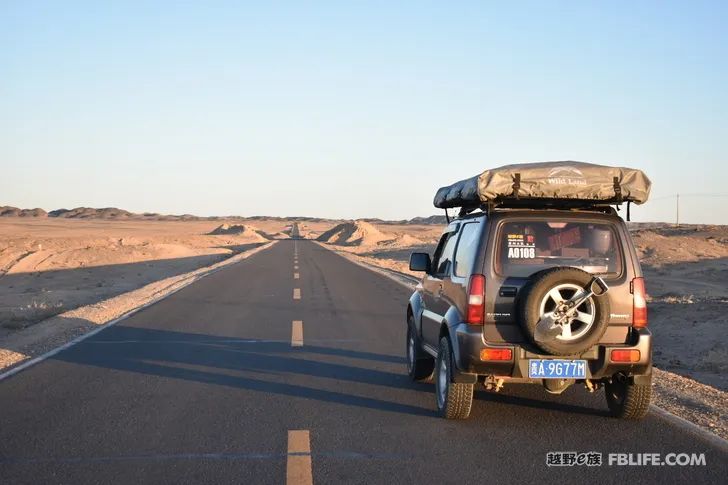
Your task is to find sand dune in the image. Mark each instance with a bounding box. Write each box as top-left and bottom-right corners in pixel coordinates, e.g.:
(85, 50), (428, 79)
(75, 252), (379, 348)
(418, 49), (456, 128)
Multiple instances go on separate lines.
(208, 224), (268, 241)
(315, 220), (437, 248)
(0, 206), (47, 217)
(317, 220), (391, 246)
(380, 233), (424, 247)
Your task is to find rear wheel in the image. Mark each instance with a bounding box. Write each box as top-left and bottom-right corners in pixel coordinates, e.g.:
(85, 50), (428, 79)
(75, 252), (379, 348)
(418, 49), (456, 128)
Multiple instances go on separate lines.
(406, 317), (434, 381)
(605, 374), (651, 419)
(435, 337), (473, 419)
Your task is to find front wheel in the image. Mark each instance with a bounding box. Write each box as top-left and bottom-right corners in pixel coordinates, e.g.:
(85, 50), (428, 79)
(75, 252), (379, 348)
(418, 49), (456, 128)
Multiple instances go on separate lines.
(406, 318), (434, 382)
(605, 374), (651, 419)
(435, 337), (473, 419)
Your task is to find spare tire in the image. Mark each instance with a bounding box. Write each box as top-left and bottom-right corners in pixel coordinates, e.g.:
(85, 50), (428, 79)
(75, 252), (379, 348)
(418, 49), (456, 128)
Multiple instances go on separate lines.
(518, 267), (610, 356)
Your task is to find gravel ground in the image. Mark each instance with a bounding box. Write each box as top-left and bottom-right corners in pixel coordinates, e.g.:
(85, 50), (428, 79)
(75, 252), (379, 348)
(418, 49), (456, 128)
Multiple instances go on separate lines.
(652, 367), (728, 441)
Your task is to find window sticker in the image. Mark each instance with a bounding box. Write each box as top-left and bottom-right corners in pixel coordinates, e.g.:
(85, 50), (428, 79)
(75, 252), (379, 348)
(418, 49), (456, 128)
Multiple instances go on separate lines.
(507, 233), (536, 259)
(548, 227), (581, 251)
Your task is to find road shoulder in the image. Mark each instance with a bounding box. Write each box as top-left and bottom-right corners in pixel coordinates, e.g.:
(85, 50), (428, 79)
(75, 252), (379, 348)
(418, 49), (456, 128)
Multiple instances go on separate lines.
(0, 241), (277, 378)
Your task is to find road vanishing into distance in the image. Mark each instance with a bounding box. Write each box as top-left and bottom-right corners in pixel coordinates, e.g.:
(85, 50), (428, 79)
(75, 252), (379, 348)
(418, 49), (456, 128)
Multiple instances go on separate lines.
(1, 239), (726, 484)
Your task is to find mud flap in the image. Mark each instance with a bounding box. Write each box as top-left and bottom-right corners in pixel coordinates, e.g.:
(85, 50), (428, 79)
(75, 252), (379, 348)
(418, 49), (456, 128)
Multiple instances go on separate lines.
(452, 371), (478, 384)
(632, 371), (652, 385)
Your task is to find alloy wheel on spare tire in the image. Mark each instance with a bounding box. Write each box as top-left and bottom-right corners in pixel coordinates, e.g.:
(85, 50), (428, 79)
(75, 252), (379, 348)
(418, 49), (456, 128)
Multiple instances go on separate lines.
(518, 267), (610, 356)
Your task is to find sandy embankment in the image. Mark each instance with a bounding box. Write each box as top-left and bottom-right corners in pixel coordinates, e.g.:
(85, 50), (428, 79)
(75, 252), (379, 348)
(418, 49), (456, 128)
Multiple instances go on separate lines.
(0, 219), (284, 370)
(316, 220), (441, 276)
(318, 220), (728, 440)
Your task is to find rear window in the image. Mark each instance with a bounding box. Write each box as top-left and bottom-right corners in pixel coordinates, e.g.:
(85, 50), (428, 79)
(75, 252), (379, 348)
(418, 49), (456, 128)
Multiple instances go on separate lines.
(496, 220), (622, 278)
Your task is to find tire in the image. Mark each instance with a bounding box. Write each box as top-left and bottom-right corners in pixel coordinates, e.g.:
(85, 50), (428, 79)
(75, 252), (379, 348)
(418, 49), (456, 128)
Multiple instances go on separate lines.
(605, 374), (652, 419)
(518, 267), (610, 356)
(435, 337), (473, 419)
(406, 316), (434, 382)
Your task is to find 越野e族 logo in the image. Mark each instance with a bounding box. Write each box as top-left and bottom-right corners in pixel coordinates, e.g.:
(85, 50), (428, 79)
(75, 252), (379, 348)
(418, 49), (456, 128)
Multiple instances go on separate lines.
(547, 165), (587, 186)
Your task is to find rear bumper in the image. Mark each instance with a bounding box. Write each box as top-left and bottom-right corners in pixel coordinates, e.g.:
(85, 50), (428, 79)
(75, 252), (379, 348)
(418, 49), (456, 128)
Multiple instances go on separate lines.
(452, 324), (652, 384)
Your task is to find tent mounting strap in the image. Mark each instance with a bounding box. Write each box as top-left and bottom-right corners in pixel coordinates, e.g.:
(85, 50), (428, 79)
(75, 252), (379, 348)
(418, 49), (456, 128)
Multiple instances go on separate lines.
(613, 176), (623, 203)
(512, 173), (521, 199)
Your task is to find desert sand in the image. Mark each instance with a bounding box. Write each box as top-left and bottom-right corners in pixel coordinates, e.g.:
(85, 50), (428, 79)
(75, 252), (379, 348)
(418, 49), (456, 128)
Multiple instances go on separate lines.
(0, 218), (272, 336)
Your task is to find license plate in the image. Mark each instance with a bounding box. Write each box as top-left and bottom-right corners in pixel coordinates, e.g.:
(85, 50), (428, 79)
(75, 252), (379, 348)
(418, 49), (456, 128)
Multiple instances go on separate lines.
(528, 359), (587, 379)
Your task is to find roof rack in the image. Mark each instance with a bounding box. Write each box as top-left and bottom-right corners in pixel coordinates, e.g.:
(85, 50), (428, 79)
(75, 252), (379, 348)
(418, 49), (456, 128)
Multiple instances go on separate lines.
(456, 197), (627, 219)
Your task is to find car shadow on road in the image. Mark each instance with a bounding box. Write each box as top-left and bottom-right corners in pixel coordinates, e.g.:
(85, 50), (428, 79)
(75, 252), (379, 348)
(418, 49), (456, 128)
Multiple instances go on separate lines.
(49, 320), (438, 418)
(474, 389), (610, 417)
(45, 320), (607, 421)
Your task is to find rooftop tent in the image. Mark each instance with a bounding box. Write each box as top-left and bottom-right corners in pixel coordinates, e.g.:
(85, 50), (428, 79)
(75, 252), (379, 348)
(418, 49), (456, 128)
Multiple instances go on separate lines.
(433, 161), (652, 209)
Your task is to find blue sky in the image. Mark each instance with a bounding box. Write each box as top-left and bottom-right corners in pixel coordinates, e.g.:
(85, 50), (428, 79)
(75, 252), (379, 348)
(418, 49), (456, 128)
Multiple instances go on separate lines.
(2, 1), (727, 222)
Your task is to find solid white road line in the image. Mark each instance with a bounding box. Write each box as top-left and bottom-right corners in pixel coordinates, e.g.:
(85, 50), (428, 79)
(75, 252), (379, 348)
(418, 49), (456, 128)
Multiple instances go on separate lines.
(287, 430), (313, 485)
(291, 321), (303, 347)
(293, 288), (301, 300)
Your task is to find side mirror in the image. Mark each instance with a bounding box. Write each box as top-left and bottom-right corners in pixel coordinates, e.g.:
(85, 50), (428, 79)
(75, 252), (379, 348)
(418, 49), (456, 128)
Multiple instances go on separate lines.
(409, 252), (431, 273)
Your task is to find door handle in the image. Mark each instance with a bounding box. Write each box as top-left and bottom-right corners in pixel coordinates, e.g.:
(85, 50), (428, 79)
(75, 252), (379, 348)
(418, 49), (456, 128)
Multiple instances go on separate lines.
(436, 285), (444, 297)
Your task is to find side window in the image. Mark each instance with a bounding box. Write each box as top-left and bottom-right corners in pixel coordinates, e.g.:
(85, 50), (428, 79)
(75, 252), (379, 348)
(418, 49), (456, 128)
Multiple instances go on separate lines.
(453, 223), (480, 277)
(430, 233), (450, 272)
(433, 231), (458, 276)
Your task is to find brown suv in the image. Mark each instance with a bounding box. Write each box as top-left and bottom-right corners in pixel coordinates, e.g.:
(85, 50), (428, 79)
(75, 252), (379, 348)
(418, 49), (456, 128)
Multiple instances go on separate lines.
(407, 208), (652, 420)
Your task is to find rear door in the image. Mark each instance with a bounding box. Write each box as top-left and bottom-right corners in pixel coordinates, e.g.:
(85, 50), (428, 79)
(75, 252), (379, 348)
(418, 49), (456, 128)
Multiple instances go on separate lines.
(421, 224), (460, 346)
(485, 215), (631, 344)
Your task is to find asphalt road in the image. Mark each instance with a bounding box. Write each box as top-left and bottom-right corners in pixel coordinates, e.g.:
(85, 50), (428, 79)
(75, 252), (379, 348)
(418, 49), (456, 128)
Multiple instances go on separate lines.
(1, 240), (726, 484)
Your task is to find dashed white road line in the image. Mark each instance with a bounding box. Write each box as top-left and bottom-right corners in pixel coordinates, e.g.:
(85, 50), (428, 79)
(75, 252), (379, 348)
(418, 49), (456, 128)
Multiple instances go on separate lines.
(294, 273), (300, 279)
(294, 265), (299, 270)
(291, 321), (303, 347)
(287, 430), (313, 485)
(293, 288), (301, 300)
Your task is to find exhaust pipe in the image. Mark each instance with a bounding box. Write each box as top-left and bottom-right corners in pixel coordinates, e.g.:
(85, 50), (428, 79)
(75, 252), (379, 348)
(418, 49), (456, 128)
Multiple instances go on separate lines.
(543, 379), (574, 395)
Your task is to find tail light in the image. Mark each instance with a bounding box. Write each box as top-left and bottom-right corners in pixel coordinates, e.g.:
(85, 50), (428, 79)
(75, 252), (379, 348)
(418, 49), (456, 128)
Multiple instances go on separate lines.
(480, 348), (512, 361)
(631, 277), (648, 327)
(466, 274), (486, 324)
(611, 349), (641, 362)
